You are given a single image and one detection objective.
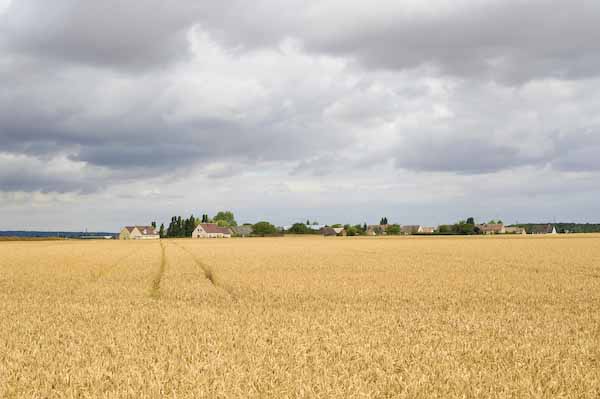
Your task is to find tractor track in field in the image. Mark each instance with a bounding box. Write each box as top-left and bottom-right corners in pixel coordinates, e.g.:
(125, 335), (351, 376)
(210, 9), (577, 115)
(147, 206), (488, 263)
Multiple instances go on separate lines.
(149, 241), (167, 299)
(170, 241), (236, 299)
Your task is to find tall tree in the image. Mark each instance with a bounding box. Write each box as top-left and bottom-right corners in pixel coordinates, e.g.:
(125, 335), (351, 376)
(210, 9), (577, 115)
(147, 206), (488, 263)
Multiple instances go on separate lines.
(176, 216), (183, 237)
(386, 224), (401, 235)
(466, 217), (475, 225)
(288, 223), (312, 234)
(213, 211), (237, 227)
(184, 214), (195, 236)
(166, 216), (176, 237)
(253, 221), (278, 236)
(159, 223), (165, 238)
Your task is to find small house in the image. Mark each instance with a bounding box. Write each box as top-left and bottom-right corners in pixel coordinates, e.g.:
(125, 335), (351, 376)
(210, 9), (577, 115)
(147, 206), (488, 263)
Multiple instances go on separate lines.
(332, 227), (346, 236)
(505, 226), (527, 235)
(477, 223), (506, 235)
(530, 225), (557, 235)
(320, 227), (338, 236)
(230, 225), (253, 237)
(400, 225), (423, 235)
(192, 223), (232, 238)
(119, 226), (160, 240)
(367, 225), (386, 236)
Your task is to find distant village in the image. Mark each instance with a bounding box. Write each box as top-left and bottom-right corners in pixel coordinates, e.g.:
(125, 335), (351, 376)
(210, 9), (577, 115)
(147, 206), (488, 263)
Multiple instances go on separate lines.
(118, 212), (560, 240)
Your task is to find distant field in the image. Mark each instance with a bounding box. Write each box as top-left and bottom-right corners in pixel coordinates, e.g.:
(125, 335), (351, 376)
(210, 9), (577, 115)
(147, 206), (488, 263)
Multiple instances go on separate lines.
(0, 235), (598, 398)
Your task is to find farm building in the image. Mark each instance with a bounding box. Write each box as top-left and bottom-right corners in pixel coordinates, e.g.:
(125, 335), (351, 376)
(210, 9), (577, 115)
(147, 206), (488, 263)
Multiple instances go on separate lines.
(477, 223), (506, 235)
(400, 225), (423, 235)
(230, 225), (253, 237)
(530, 224), (557, 235)
(320, 227), (345, 236)
(367, 225), (386, 236)
(192, 223), (232, 238)
(320, 227), (337, 236)
(505, 226), (527, 234)
(420, 227), (435, 234)
(119, 226), (160, 240)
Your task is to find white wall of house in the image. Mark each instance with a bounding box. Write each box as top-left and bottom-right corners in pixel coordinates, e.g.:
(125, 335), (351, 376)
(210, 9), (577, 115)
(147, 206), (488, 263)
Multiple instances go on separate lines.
(119, 227), (159, 240)
(192, 225), (231, 238)
(119, 228), (131, 240)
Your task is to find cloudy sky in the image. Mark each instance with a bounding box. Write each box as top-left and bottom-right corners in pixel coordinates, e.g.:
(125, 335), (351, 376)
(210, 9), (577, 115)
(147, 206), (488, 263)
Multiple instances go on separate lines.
(1, 0), (600, 231)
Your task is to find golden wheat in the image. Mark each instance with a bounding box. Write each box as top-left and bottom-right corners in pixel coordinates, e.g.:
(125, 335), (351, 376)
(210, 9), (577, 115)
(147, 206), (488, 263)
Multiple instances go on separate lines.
(0, 235), (598, 398)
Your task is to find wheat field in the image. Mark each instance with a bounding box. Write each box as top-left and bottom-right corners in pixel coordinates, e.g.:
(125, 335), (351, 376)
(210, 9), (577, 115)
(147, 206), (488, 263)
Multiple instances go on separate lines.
(0, 235), (599, 398)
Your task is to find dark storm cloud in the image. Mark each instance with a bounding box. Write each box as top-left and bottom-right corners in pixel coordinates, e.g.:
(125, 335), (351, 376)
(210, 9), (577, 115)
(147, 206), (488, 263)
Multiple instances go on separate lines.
(0, 154), (102, 193)
(1, 0), (600, 197)
(190, 0), (600, 84)
(0, 0), (206, 69)
(308, 1), (600, 83)
(393, 136), (545, 174)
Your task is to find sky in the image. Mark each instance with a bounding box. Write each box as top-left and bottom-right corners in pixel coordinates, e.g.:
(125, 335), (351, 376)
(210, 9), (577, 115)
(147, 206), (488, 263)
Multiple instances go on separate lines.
(1, 0), (600, 231)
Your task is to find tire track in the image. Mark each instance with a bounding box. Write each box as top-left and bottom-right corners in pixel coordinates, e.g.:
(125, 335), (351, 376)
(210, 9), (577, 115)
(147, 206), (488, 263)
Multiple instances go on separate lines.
(149, 241), (167, 299)
(170, 241), (236, 299)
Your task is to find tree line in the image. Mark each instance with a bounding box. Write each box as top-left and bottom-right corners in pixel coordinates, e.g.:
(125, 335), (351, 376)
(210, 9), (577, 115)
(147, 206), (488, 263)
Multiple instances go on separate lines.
(151, 211), (280, 238)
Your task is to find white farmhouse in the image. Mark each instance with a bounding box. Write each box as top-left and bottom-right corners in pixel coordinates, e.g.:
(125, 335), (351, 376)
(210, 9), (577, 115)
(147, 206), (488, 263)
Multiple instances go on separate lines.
(192, 223), (232, 238)
(119, 226), (160, 240)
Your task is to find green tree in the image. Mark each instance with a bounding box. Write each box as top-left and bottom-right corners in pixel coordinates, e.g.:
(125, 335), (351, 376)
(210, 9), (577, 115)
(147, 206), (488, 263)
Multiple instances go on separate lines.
(184, 215), (196, 237)
(455, 221), (476, 235)
(288, 223), (312, 234)
(438, 225), (451, 234)
(166, 216), (176, 238)
(253, 221), (278, 236)
(466, 217), (475, 225)
(386, 224), (401, 235)
(151, 221), (157, 228)
(346, 226), (359, 236)
(159, 223), (165, 238)
(213, 211), (237, 227)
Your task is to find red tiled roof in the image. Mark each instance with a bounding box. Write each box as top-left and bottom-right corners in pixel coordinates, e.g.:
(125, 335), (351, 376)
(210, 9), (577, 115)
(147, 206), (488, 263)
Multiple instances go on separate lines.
(198, 223), (231, 234)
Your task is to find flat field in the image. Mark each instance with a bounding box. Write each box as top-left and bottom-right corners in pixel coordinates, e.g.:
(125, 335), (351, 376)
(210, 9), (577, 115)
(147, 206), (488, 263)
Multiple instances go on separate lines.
(0, 235), (599, 398)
